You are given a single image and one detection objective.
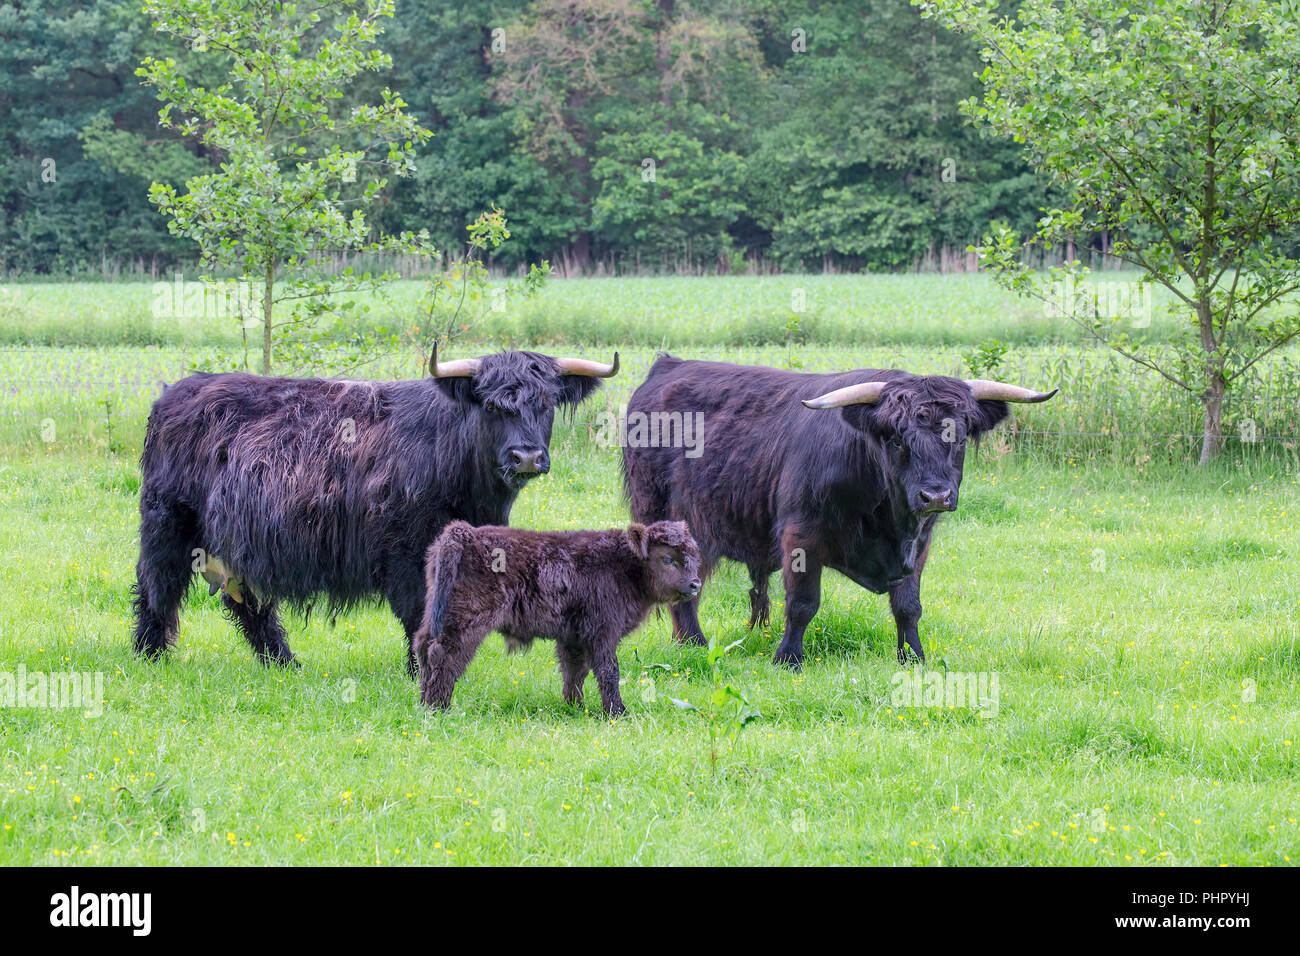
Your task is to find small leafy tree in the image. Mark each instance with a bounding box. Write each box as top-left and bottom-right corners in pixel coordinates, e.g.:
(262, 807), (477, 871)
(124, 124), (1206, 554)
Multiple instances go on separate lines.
(139, 0), (434, 374)
(416, 206), (551, 364)
(918, 0), (1300, 462)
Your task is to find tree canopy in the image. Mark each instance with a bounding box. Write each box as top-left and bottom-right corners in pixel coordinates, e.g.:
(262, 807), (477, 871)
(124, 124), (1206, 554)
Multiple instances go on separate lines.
(2, 0), (1058, 276)
(921, 0), (1300, 460)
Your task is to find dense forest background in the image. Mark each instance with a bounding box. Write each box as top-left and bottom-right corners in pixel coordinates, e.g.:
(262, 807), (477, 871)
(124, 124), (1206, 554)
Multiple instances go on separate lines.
(1, 0), (1064, 277)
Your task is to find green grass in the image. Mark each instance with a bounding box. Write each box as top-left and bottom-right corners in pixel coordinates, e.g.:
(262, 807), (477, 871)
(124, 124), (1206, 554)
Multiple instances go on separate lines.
(1, 276), (1298, 865)
(5, 342), (1300, 466)
(2, 425), (1298, 865)
(0, 272), (1204, 348)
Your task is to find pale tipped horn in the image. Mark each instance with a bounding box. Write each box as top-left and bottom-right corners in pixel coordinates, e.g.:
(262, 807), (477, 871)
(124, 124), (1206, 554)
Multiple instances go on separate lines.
(428, 343), (481, 378)
(554, 352), (620, 378)
(802, 381), (888, 409)
(964, 380), (1059, 403)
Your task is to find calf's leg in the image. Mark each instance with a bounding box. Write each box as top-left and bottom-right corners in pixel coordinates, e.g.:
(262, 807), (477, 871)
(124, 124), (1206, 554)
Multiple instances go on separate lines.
(556, 641), (591, 707)
(414, 614), (492, 710)
(589, 638), (626, 717)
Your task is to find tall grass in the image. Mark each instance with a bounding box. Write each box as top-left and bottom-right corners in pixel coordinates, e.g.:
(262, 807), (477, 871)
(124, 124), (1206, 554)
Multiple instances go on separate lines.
(3, 343), (1299, 468)
(0, 274), (1198, 348)
(2, 273), (1298, 465)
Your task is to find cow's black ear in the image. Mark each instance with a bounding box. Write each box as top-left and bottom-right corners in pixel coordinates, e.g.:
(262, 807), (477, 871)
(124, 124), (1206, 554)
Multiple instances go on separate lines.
(968, 400), (1011, 438)
(838, 402), (889, 437)
(556, 375), (602, 408)
(433, 377), (477, 404)
(625, 523), (649, 558)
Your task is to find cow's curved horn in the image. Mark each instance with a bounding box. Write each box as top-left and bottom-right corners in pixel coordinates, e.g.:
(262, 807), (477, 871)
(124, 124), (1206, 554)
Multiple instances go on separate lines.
(802, 381), (888, 409)
(555, 352), (620, 377)
(429, 343), (480, 378)
(965, 380), (1059, 403)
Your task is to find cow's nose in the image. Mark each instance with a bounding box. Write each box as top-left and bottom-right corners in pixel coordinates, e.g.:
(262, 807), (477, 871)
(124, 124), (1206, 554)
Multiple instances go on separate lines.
(511, 448), (549, 474)
(919, 488), (953, 512)
(687, 578), (702, 595)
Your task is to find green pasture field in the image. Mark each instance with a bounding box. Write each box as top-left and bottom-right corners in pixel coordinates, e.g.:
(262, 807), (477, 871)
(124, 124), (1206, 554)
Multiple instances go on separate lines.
(0, 272), (1209, 348)
(0, 277), (1297, 865)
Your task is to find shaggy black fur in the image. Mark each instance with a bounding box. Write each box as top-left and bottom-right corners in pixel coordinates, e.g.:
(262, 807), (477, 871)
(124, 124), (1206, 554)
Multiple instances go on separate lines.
(622, 354), (1023, 668)
(131, 351), (604, 673)
(414, 520), (701, 715)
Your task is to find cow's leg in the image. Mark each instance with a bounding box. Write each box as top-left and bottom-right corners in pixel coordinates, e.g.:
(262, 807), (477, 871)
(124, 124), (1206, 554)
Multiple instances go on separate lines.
(415, 613), (491, 710)
(556, 640), (591, 707)
(890, 538), (931, 664)
(773, 526), (822, 669)
(385, 558), (428, 679)
(746, 563), (771, 630)
(589, 636), (626, 717)
(131, 499), (197, 658)
(222, 594), (296, 667)
(670, 555), (714, 646)
(670, 597), (706, 646)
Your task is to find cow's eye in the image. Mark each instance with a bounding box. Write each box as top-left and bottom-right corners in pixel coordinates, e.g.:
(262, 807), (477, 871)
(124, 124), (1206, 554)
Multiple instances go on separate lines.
(662, 555), (675, 566)
(887, 436), (903, 450)
(484, 400), (498, 414)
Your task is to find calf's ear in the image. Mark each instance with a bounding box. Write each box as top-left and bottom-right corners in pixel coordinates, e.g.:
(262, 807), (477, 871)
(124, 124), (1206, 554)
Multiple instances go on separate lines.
(967, 400), (1011, 439)
(625, 523), (649, 558)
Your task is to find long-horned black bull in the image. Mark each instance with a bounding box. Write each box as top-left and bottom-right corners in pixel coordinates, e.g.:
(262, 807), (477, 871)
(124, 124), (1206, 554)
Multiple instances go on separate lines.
(622, 355), (1056, 668)
(131, 347), (618, 672)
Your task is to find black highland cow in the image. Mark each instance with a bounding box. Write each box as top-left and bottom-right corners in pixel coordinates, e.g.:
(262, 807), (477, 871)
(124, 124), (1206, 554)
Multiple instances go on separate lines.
(131, 347), (618, 672)
(414, 520), (702, 715)
(622, 355), (1056, 667)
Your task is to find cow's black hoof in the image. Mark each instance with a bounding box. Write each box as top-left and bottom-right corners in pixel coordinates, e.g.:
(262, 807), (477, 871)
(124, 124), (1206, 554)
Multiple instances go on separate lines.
(261, 651), (300, 669)
(674, 631), (708, 647)
(747, 588), (770, 630)
(772, 651), (803, 671)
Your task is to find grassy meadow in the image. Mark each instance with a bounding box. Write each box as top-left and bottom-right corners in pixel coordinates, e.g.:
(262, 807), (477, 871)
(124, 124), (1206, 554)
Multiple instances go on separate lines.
(1, 274), (1297, 865)
(0, 272), (1221, 348)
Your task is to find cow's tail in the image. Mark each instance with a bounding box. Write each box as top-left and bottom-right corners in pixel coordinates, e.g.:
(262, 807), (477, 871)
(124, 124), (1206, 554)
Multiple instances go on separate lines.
(421, 522), (472, 647)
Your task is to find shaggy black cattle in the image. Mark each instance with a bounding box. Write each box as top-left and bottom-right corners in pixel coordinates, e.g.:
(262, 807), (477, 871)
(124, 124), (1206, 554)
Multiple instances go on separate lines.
(414, 520), (701, 715)
(131, 348), (618, 672)
(622, 355), (1057, 667)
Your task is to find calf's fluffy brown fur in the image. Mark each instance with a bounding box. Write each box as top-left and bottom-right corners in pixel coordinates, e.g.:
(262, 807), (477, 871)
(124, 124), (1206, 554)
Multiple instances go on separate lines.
(414, 520), (701, 715)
